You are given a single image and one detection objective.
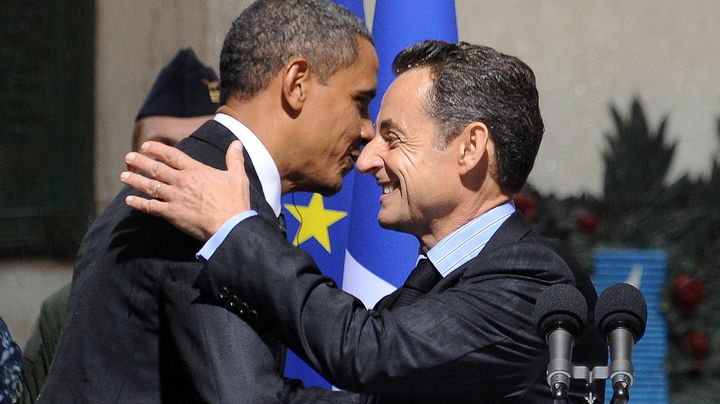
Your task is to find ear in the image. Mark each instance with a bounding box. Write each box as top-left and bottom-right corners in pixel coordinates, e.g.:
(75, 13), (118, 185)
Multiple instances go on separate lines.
(282, 58), (311, 112)
(457, 122), (491, 175)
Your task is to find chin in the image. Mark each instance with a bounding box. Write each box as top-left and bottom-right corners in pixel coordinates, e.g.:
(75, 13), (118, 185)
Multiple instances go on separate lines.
(377, 214), (404, 232)
(310, 179), (343, 196)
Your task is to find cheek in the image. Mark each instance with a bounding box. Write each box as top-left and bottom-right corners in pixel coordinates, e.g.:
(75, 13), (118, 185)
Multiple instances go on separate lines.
(399, 163), (435, 208)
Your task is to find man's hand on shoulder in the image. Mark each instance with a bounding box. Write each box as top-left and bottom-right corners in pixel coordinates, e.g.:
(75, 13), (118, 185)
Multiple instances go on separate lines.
(120, 140), (251, 241)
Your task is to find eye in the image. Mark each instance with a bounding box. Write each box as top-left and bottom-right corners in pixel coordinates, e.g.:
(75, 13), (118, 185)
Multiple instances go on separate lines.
(385, 132), (403, 148)
(354, 96), (372, 118)
(358, 102), (370, 118)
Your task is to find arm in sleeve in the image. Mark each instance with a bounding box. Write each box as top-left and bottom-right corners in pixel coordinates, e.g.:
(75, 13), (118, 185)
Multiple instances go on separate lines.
(162, 258), (362, 403)
(196, 215), (575, 397)
(197, 210), (257, 260)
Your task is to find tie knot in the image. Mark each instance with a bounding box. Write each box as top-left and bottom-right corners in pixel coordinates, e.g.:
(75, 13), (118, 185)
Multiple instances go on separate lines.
(388, 258), (441, 309)
(404, 258), (441, 294)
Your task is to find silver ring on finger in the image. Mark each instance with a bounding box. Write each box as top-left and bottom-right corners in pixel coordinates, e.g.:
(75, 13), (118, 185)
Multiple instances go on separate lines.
(153, 182), (162, 198)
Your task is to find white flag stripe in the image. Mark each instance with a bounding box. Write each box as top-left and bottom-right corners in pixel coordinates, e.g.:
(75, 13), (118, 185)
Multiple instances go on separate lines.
(625, 265), (643, 288)
(342, 250), (397, 309)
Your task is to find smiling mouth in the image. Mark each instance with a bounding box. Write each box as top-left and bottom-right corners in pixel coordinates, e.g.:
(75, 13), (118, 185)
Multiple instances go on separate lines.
(380, 182), (398, 195)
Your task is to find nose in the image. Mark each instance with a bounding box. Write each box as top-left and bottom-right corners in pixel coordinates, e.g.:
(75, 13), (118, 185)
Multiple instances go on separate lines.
(360, 118), (374, 144)
(356, 133), (382, 174)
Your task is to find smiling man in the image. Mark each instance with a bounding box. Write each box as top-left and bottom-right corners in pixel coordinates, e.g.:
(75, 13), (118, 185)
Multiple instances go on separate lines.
(121, 41), (606, 402)
(39, 1), (376, 402)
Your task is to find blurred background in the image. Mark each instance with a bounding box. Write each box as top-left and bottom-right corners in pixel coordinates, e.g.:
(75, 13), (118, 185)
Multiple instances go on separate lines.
(1, 1), (719, 401)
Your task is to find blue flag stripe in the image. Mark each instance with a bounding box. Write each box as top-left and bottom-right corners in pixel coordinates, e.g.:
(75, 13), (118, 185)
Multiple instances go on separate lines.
(346, 0), (458, 288)
(281, 0), (366, 389)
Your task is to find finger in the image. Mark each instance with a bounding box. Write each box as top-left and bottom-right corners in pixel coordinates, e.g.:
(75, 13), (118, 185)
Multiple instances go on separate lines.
(140, 141), (194, 170)
(226, 140), (246, 173)
(120, 171), (171, 200)
(125, 194), (167, 217)
(124, 151), (180, 183)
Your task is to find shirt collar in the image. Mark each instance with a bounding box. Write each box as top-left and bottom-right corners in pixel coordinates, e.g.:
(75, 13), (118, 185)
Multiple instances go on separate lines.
(426, 200), (515, 277)
(213, 113), (282, 217)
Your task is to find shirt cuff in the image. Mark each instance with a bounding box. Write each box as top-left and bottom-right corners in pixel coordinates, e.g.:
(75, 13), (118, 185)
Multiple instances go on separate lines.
(197, 210), (258, 261)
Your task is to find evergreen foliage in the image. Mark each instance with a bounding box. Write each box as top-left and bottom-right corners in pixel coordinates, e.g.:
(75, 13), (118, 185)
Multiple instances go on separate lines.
(519, 99), (720, 402)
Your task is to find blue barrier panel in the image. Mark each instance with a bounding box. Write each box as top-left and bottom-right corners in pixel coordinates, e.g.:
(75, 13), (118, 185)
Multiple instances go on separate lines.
(593, 249), (669, 403)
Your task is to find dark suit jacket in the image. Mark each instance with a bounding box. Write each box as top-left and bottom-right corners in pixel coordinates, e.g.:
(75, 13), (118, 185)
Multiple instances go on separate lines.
(197, 210), (607, 403)
(39, 120), (353, 403)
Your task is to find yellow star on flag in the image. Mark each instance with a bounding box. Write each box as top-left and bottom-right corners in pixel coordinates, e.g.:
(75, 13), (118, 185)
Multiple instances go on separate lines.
(284, 193), (348, 253)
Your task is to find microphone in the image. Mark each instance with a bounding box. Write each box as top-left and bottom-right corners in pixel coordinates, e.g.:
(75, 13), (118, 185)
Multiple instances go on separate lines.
(595, 283), (647, 402)
(533, 284), (588, 401)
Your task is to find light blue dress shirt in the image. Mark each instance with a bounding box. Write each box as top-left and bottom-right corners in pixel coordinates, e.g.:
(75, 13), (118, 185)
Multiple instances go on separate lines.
(426, 201), (515, 277)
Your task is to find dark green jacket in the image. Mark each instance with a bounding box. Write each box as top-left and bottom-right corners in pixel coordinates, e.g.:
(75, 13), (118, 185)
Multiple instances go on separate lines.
(20, 283), (70, 403)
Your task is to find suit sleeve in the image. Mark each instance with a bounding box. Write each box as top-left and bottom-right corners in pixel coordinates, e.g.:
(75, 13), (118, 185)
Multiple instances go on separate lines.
(161, 257), (362, 404)
(196, 215), (576, 397)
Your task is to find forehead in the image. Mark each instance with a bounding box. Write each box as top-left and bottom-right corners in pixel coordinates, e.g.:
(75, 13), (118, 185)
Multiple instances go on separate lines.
(377, 68), (434, 130)
(328, 37), (378, 91)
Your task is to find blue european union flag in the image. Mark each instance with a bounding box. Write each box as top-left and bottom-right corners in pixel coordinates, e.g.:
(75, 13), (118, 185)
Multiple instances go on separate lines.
(282, 0), (458, 389)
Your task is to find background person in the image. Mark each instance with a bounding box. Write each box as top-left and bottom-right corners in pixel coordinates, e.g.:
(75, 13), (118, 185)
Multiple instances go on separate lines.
(0, 316), (21, 404)
(131, 48), (219, 151)
(19, 47), (220, 403)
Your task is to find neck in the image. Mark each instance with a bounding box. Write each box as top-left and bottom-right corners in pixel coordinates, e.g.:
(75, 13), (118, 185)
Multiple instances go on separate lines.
(418, 191), (511, 251)
(219, 99), (293, 191)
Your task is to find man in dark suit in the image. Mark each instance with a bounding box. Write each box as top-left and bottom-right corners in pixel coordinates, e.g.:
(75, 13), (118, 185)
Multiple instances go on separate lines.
(122, 42), (607, 402)
(20, 48), (218, 403)
(39, 0), (377, 402)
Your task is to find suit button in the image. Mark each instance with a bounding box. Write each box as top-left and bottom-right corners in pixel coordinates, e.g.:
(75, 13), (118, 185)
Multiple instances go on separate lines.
(249, 309), (259, 321)
(218, 286), (229, 300)
(228, 294), (239, 308)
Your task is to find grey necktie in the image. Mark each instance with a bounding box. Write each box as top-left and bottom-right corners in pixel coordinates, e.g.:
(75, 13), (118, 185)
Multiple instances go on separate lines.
(391, 258), (441, 308)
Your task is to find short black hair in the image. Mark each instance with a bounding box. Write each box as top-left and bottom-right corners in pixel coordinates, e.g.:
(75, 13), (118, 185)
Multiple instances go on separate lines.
(393, 41), (544, 193)
(220, 0), (372, 103)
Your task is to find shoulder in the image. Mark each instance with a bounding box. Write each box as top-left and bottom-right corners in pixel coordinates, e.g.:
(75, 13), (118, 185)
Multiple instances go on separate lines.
(177, 120), (236, 169)
(461, 219), (584, 286)
(461, 225), (598, 308)
(477, 237), (573, 274)
(39, 283), (71, 320)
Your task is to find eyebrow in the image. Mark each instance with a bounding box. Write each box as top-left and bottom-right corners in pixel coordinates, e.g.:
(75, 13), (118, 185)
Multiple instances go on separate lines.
(354, 89), (376, 102)
(379, 118), (401, 133)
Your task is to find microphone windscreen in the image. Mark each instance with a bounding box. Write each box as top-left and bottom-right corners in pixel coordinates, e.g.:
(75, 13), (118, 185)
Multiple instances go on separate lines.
(595, 283), (648, 341)
(533, 284), (588, 338)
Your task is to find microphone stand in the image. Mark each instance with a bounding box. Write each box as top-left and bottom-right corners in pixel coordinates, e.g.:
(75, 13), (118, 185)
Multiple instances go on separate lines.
(562, 364), (631, 403)
(567, 364), (608, 404)
(551, 382), (569, 404)
(610, 380), (629, 404)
